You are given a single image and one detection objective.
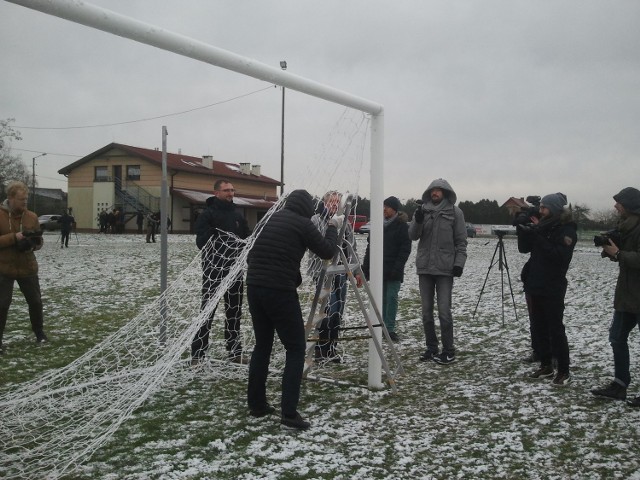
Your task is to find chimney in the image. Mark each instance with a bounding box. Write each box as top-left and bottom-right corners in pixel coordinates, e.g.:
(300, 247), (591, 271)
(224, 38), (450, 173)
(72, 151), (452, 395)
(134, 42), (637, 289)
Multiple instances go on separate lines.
(239, 162), (251, 175)
(251, 164), (261, 176)
(202, 155), (214, 170)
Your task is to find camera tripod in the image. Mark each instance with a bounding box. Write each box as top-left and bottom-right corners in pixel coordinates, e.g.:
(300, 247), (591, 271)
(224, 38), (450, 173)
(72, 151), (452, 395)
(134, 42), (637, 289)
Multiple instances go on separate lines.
(472, 231), (519, 326)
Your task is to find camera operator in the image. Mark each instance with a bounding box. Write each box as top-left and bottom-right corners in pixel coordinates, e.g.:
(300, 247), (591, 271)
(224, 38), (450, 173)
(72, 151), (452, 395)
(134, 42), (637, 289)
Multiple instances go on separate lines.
(0, 181), (47, 353)
(517, 192), (576, 386)
(591, 187), (640, 405)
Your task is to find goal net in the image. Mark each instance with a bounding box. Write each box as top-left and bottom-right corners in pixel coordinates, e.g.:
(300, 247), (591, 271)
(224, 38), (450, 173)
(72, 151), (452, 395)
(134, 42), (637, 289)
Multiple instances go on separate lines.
(0, 108), (393, 478)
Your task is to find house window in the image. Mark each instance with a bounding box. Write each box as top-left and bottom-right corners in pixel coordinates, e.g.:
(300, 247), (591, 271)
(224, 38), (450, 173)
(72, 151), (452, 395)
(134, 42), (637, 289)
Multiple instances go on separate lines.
(127, 165), (141, 181)
(95, 166), (109, 182)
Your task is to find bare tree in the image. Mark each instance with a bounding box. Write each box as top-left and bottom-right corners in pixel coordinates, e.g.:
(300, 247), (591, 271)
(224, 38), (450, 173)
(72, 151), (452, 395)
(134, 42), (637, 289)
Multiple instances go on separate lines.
(0, 118), (30, 198)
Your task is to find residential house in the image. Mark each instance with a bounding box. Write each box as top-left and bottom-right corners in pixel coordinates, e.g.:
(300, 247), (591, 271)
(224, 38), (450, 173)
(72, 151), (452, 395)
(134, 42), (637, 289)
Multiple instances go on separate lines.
(58, 143), (279, 233)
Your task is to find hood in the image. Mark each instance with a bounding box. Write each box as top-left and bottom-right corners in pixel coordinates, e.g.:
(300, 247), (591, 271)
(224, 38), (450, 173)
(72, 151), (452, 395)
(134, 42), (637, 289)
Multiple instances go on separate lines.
(421, 178), (457, 205)
(284, 189), (314, 218)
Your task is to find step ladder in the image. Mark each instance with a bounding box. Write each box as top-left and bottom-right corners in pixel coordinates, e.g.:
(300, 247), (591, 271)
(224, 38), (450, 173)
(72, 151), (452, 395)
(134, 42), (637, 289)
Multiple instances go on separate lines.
(303, 195), (404, 392)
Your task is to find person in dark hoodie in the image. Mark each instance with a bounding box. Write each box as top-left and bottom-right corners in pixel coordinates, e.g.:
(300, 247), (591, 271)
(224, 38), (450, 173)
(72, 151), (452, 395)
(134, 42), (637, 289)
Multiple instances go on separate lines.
(409, 179), (467, 365)
(362, 196), (411, 342)
(591, 187), (640, 404)
(192, 179), (251, 365)
(246, 189), (340, 430)
(517, 192), (577, 386)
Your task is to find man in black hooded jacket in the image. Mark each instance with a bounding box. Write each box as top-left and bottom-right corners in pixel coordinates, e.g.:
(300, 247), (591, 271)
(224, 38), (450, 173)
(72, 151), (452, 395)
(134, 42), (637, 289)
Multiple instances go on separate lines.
(246, 189), (339, 430)
(192, 179), (251, 364)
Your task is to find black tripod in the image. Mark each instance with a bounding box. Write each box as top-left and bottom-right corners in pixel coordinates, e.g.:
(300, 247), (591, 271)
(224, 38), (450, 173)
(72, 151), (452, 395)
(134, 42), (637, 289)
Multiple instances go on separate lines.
(472, 230), (519, 326)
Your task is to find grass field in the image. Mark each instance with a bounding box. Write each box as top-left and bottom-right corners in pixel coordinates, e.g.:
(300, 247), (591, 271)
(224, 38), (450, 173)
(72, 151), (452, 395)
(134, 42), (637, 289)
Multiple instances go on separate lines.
(1, 232), (639, 479)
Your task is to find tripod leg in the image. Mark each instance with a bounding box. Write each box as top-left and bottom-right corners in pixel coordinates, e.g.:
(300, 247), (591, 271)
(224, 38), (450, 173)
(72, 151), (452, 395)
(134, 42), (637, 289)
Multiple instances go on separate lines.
(472, 241), (500, 320)
(500, 246), (519, 323)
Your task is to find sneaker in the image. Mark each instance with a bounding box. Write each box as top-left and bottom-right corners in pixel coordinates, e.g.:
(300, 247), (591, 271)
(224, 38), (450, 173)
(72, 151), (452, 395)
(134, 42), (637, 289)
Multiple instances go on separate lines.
(433, 352), (456, 365)
(552, 372), (572, 386)
(281, 412), (310, 431)
(249, 404), (276, 418)
(419, 350), (438, 362)
(229, 353), (250, 365)
(388, 332), (400, 343)
(591, 381), (627, 400)
(626, 396), (640, 408)
(529, 365), (554, 379)
(35, 332), (48, 344)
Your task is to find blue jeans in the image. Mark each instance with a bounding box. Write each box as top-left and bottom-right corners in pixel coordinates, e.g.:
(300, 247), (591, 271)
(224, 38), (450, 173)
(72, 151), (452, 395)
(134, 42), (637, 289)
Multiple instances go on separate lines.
(317, 274), (347, 353)
(609, 311), (640, 387)
(247, 286), (306, 417)
(419, 274), (454, 355)
(383, 280), (401, 333)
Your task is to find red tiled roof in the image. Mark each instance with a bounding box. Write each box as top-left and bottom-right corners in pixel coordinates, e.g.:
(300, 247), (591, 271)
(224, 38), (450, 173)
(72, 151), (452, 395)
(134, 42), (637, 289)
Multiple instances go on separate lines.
(58, 142), (279, 186)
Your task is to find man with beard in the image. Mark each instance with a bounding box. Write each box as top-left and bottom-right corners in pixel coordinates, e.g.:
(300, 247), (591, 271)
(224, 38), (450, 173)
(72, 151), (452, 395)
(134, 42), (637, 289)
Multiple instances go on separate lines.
(409, 179), (467, 365)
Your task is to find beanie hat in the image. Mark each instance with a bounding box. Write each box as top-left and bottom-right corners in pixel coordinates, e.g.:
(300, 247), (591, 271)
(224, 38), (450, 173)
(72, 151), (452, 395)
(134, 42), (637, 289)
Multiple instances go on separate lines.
(384, 196), (402, 212)
(540, 192), (567, 215)
(613, 187), (640, 215)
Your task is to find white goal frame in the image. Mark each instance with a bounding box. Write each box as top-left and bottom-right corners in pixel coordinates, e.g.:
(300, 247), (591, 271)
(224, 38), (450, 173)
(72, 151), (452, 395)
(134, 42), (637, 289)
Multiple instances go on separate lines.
(7, 0), (387, 389)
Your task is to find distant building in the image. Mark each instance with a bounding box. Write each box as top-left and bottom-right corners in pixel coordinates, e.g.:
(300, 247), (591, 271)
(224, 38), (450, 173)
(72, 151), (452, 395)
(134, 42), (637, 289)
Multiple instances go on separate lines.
(501, 197), (530, 219)
(33, 188), (67, 217)
(58, 143), (280, 232)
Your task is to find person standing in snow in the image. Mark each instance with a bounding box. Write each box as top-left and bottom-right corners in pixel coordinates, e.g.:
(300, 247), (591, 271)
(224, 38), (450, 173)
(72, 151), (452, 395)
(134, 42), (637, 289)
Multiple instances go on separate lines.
(591, 187), (640, 404)
(409, 179), (467, 365)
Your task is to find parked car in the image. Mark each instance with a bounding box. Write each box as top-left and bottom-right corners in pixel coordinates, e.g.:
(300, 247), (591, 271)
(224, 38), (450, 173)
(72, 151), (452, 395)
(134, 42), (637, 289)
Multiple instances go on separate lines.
(466, 223), (477, 238)
(348, 214), (368, 233)
(38, 214), (62, 231)
(358, 222), (371, 234)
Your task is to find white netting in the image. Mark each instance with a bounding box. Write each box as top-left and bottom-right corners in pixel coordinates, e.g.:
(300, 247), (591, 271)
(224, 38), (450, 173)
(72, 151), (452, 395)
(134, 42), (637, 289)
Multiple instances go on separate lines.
(0, 108), (398, 478)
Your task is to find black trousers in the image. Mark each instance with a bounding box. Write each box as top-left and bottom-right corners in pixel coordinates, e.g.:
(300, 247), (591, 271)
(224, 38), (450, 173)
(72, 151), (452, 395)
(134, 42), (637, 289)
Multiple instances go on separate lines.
(192, 273), (244, 358)
(247, 285), (305, 417)
(528, 292), (570, 374)
(0, 274), (44, 343)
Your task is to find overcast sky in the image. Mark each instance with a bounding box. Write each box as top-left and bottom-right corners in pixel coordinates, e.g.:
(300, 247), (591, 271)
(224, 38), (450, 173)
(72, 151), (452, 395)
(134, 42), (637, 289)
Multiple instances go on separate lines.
(2, 0), (639, 212)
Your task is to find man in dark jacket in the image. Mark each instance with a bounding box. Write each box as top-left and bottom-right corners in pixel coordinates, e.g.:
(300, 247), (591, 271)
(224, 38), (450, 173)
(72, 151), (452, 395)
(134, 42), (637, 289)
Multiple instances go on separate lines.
(591, 187), (640, 404)
(517, 192), (577, 386)
(246, 189), (339, 430)
(362, 196), (411, 342)
(409, 179), (467, 364)
(59, 210), (75, 248)
(192, 179), (251, 364)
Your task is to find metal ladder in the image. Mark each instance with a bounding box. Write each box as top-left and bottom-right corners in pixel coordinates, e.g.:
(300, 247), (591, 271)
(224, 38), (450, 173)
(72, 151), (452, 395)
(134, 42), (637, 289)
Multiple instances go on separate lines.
(302, 195), (404, 392)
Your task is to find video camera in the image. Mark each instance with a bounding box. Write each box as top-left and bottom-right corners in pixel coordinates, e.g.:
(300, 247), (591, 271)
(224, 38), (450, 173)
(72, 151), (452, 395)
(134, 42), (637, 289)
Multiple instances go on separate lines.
(15, 230), (43, 252)
(512, 195), (542, 227)
(594, 229), (622, 248)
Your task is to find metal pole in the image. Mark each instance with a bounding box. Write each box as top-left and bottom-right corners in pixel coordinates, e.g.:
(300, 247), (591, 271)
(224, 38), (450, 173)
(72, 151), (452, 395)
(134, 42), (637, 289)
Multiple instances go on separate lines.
(280, 60), (287, 196)
(159, 126), (168, 345)
(31, 152), (46, 213)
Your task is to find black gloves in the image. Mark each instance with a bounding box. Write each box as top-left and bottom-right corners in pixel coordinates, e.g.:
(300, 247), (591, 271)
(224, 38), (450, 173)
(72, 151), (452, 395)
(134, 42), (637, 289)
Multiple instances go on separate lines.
(414, 207), (424, 223)
(452, 266), (463, 277)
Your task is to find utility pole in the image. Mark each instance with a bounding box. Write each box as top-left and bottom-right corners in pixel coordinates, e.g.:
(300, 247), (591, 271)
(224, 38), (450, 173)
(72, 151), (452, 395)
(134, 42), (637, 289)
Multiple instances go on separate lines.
(32, 153), (46, 212)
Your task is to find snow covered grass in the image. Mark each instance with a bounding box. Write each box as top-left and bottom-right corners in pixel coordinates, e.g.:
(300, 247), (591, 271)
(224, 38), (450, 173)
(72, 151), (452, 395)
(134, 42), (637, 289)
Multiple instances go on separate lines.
(2, 232), (640, 479)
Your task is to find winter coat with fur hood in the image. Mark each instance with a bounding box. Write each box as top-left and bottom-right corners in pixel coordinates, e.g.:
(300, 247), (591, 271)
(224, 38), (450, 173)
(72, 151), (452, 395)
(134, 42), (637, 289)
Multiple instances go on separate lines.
(408, 179), (468, 276)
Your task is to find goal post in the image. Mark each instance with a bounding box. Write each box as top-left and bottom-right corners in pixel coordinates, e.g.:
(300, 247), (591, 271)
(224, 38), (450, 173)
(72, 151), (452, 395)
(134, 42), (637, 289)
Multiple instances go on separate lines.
(6, 0), (386, 388)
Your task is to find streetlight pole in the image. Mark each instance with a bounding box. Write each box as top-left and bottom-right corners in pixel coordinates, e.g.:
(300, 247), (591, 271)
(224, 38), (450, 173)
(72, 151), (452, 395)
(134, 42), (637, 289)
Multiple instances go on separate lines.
(32, 153), (46, 213)
(280, 60), (287, 196)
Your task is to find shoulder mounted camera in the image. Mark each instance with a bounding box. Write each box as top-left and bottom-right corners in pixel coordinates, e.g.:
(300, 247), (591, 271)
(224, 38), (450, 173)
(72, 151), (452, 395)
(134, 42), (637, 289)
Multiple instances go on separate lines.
(512, 195), (542, 227)
(16, 230), (43, 252)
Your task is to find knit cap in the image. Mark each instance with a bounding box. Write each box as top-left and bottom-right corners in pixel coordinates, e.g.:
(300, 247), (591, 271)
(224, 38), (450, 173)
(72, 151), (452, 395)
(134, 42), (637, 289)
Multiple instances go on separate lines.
(384, 196), (402, 212)
(540, 192), (567, 215)
(613, 187), (640, 214)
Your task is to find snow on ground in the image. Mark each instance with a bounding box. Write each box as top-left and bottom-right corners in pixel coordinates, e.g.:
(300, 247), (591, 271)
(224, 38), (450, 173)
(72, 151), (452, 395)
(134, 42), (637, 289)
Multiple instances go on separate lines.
(2, 232), (640, 479)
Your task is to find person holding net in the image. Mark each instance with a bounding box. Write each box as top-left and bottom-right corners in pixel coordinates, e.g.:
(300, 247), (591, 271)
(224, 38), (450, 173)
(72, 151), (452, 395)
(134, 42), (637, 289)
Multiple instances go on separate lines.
(308, 190), (360, 362)
(192, 179), (251, 365)
(246, 189), (341, 430)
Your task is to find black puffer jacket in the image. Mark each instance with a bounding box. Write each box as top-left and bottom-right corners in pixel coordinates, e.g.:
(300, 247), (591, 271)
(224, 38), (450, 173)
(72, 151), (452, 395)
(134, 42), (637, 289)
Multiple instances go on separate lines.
(195, 196), (251, 271)
(247, 189), (338, 291)
(517, 211), (577, 296)
(362, 213), (412, 282)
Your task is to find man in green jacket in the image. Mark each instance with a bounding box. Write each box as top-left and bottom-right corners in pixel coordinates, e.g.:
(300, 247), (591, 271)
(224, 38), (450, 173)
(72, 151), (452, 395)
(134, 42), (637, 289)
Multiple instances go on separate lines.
(592, 187), (640, 404)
